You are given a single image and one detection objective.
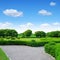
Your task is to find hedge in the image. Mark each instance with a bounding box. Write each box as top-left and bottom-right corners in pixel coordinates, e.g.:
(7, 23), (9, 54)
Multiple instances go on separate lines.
(44, 42), (60, 60)
(0, 40), (48, 47)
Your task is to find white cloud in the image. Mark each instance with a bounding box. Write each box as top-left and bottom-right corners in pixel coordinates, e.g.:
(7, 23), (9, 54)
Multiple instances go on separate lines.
(40, 23), (50, 27)
(0, 22), (13, 29)
(16, 22), (60, 33)
(27, 23), (33, 26)
(50, 2), (56, 6)
(38, 9), (52, 16)
(19, 22), (33, 28)
(15, 22), (34, 33)
(53, 22), (60, 26)
(39, 23), (60, 32)
(3, 9), (23, 17)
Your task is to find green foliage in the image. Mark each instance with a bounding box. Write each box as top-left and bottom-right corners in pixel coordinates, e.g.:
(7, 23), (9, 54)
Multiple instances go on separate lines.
(11, 37), (16, 40)
(30, 34), (36, 38)
(35, 31), (46, 38)
(26, 40), (37, 47)
(19, 30), (60, 38)
(19, 33), (25, 38)
(47, 31), (60, 37)
(6, 36), (11, 39)
(0, 37), (60, 46)
(0, 29), (18, 38)
(44, 43), (60, 60)
(56, 55), (60, 60)
(55, 44), (60, 60)
(44, 42), (56, 57)
(23, 30), (32, 38)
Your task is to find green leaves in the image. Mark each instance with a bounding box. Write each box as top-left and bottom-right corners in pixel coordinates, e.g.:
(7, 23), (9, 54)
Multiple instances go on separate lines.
(44, 42), (56, 57)
(35, 31), (46, 38)
(0, 29), (18, 37)
(47, 31), (60, 37)
(23, 30), (32, 38)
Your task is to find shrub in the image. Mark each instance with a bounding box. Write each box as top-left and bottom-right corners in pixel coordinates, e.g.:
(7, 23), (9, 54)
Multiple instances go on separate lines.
(44, 42), (60, 60)
(0, 37), (4, 41)
(6, 36), (11, 39)
(30, 40), (37, 47)
(26, 40), (37, 47)
(44, 42), (56, 57)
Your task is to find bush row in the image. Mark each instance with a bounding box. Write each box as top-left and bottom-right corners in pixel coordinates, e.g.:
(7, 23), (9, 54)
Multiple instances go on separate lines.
(0, 40), (48, 47)
(44, 42), (56, 57)
(44, 42), (60, 60)
(0, 40), (60, 47)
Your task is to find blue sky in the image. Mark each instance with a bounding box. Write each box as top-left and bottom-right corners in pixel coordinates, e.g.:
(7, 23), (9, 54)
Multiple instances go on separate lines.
(0, 0), (60, 33)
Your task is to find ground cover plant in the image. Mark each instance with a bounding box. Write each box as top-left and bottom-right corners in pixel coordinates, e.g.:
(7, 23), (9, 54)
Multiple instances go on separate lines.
(44, 42), (60, 60)
(0, 48), (9, 60)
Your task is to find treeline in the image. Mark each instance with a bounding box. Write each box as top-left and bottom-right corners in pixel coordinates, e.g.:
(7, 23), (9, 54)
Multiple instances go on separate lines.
(19, 30), (60, 38)
(0, 29), (60, 38)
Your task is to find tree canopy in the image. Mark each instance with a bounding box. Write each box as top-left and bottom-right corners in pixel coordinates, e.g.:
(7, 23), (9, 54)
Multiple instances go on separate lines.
(47, 31), (60, 37)
(35, 31), (46, 38)
(0, 29), (18, 37)
(23, 30), (32, 37)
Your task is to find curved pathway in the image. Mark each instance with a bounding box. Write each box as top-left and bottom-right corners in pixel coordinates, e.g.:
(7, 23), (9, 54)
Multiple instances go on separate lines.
(0, 46), (55, 60)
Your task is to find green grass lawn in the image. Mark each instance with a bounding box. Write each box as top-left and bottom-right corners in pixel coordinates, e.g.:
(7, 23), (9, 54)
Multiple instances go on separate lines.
(0, 48), (9, 60)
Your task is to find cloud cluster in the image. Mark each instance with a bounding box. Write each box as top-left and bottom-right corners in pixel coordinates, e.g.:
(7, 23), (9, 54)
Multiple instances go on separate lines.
(0, 22), (13, 29)
(3, 1), (56, 17)
(38, 1), (56, 16)
(39, 23), (60, 32)
(15, 22), (60, 33)
(0, 22), (60, 33)
(3, 9), (23, 17)
(38, 9), (52, 16)
(17, 23), (34, 33)
(50, 2), (56, 6)
(52, 22), (60, 26)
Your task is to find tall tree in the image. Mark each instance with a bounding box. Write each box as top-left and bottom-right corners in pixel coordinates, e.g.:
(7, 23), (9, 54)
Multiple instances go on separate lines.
(24, 30), (32, 37)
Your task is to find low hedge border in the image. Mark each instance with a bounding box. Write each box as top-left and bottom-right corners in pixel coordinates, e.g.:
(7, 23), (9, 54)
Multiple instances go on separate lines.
(44, 42), (60, 60)
(0, 40), (48, 47)
(0, 40), (60, 47)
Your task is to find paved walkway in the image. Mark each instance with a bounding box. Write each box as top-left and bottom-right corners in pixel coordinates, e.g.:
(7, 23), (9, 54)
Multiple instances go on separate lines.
(0, 46), (55, 60)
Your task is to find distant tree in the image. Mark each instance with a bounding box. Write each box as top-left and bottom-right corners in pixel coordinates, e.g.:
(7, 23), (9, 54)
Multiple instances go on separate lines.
(24, 30), (32, 37)
(0, 29), (18, 37)
(47, 31), (60, 37)
(35, 31), (46, 38)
